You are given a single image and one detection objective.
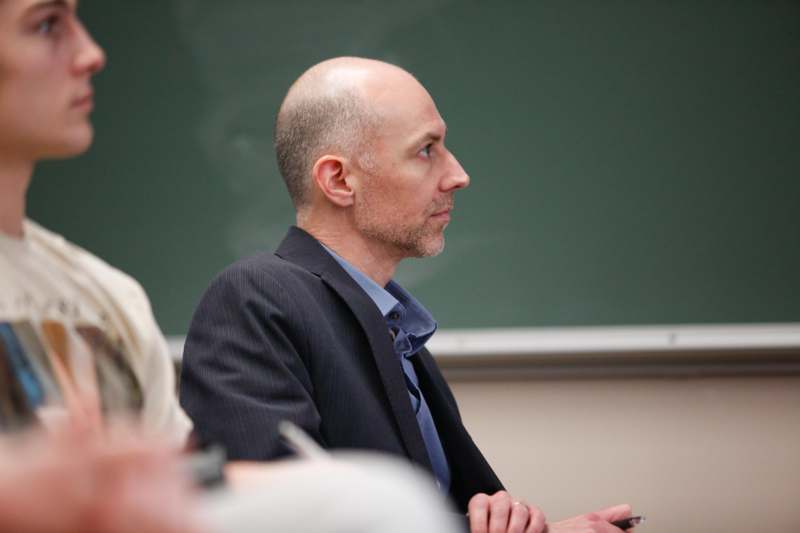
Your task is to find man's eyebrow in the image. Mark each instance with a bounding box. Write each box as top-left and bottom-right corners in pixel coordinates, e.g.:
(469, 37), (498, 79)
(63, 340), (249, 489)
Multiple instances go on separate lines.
(25, 0), (72, 13)
(410, 123), (448, 147)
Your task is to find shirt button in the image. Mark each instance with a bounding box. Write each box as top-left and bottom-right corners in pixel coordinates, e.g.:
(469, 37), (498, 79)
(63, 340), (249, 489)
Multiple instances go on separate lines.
(389, 311), (400, 321)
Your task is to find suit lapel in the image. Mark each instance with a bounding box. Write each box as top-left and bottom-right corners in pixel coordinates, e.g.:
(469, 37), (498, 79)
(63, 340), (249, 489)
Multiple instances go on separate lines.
(275, 227), (433, 471)
(414, 347), (504, 508)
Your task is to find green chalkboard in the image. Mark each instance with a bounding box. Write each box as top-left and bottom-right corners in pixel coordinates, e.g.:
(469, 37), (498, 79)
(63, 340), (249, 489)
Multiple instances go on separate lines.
(28, 1), (800, 334)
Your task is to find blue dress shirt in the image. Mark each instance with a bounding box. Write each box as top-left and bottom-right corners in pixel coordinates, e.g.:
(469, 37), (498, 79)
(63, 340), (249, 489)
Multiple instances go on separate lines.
(323, 246), (451, 492)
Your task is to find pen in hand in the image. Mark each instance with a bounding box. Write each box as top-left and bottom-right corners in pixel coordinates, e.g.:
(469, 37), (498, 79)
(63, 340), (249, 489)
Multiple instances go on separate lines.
(611, 515), (645, 530)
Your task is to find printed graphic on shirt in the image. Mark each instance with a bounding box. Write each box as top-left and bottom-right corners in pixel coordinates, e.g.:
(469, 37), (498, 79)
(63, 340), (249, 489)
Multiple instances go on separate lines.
(0, 331), (37, 431)
(0, 318), (143, 432)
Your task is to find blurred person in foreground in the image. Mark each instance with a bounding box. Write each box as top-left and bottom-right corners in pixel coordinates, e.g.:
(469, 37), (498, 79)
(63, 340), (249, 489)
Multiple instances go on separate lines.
(0, 1), (459, 532)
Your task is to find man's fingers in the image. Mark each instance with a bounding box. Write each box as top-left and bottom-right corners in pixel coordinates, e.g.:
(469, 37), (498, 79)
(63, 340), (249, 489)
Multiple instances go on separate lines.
(488, 491), (513, 533)
(592, 503), (632, 523)
(468, 493), (490, 533)
(525, 505), (547, 533)
(470, 491), (547, 533)
(506, 500), (530, 533)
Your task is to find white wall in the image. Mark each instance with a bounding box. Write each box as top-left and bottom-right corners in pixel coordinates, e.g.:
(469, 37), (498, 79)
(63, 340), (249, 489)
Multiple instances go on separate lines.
(450, 376), (800, 533)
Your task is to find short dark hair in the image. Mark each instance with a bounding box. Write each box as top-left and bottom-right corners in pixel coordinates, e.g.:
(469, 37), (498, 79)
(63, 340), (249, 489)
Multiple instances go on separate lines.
(274, 89), (377, 210)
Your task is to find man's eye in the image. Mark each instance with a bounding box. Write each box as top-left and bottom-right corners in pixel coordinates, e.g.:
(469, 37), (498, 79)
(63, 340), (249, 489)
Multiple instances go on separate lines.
(36, 15), (60, 35)
(419, 144), (433, 159)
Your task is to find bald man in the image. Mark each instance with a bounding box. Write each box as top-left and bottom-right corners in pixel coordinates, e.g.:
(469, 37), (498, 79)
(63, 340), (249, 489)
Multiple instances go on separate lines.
(180, 57), (631, 533)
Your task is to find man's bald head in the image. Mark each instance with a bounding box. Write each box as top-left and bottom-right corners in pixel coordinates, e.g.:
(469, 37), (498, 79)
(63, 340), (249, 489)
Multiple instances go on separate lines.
(273, 57), (415, 210)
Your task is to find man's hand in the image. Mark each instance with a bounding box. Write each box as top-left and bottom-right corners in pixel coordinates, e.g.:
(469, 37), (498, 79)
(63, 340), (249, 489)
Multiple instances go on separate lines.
(548, 504), (633, 533)
(468, 491), (547, 533)
(0, 426), (203, 533)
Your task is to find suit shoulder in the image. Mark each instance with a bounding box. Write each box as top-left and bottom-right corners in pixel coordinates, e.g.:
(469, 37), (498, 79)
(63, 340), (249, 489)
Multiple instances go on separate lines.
(206, 251), (318, 295)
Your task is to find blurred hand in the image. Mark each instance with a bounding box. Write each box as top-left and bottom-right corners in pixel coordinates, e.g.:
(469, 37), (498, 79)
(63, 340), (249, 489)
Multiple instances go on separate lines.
(548, 504), (633, 533)
(468, 490), (547, 533)
(0, 425), (204, 533)
(224, 460), (308, 489)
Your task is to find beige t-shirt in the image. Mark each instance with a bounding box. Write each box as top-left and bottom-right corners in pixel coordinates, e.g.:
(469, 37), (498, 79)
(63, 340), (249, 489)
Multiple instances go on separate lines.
(0, 220), (191, 445)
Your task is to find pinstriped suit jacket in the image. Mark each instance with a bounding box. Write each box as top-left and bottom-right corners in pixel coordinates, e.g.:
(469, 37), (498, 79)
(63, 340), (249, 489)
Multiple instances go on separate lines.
(179, 226), (503, 512)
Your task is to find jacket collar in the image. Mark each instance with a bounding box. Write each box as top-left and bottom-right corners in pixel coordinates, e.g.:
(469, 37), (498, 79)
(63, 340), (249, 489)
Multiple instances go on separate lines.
(274, 226), (433, 471)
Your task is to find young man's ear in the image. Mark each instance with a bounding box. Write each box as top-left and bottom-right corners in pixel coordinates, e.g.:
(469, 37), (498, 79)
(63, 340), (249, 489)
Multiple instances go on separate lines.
(312, 155), (354, 207)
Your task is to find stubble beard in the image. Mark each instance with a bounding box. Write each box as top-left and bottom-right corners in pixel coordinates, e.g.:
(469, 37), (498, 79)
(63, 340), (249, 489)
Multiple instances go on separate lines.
(354, 195), (448, 259)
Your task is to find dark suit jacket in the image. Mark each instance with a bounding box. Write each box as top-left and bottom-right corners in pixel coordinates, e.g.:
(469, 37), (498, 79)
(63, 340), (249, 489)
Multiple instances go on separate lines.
(179, 226), (503, 511)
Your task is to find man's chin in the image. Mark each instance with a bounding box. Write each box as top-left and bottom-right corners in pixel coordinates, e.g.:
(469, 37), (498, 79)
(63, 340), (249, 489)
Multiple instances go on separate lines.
(369, 227), (445, 259)
(415, 236), (445, 258)
(40, 128), (94, 160)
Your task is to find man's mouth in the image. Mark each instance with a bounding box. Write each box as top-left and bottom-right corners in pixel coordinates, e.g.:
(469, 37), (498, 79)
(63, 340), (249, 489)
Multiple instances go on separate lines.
(72, 90), (94, 110)
(430, 204), (453, 221)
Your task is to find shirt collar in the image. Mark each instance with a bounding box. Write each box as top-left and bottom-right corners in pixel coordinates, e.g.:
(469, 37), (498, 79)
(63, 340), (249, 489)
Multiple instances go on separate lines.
(323, 245), (398, 316)
(322, 245), (437, 342)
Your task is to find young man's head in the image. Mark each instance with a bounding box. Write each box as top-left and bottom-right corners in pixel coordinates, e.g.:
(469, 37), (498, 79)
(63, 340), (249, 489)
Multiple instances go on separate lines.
(0, 0), (105, 163)
(275, 57), (469, 264)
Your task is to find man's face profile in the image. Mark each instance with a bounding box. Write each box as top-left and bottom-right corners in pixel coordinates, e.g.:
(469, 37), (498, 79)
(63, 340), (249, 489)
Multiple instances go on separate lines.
(351, 71), (470, 260)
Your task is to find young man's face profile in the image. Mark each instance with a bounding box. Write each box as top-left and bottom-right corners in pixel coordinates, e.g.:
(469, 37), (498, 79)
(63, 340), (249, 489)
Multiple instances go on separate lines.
(0, 0), (105, 161)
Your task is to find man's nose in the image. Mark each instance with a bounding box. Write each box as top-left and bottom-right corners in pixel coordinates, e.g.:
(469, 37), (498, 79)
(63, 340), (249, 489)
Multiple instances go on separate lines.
(72, 21), (107, 76)
(442, 150), (470, 192)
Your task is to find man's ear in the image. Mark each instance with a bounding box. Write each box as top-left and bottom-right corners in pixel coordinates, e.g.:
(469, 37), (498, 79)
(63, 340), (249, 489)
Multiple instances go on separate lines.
(312, 155), (354, 207)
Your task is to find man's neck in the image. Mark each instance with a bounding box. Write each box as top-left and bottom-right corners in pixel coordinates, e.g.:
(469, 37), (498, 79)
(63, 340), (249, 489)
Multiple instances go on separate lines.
(299, 215), (401, 287)
(0, 157), (34, 238)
